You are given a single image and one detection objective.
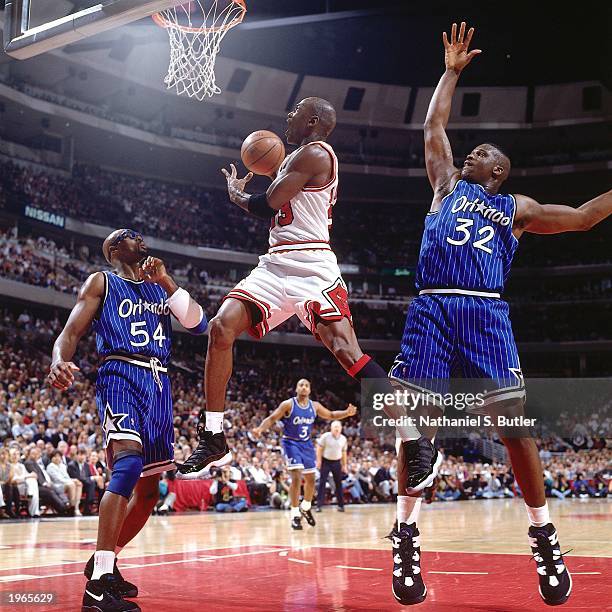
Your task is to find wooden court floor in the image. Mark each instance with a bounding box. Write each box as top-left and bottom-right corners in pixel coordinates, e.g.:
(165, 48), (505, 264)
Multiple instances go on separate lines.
(0, 498), (609, 611)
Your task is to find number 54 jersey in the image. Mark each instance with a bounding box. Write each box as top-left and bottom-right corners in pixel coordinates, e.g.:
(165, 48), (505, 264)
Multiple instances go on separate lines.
(93, 272), (172, 364)
(416, 179), (518, 296)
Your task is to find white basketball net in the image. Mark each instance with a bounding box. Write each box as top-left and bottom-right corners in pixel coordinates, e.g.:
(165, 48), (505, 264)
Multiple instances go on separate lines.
(154, 1), (246, 100)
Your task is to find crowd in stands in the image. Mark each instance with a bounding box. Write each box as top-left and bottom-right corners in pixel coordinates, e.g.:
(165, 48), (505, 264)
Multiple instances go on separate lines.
(1, 227), (611, 342)
(0, 309), (609, 519)
(2, 157), (611, 269)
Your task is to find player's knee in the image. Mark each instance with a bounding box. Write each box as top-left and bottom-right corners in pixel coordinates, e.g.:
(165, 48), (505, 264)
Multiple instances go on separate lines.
(108, 449), (143, 499)
(208, 315), (237, 350)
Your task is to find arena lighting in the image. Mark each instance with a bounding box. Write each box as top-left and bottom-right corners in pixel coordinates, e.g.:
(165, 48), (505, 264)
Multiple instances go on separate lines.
(236, 8), (399, 31)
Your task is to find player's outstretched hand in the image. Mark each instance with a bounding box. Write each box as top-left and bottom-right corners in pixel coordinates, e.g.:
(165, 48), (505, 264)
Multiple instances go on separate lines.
(47, 361), (80, 391)
(346, 403), (357, 417)
(251, 426), (263, 439)
(140, 256), (168, 284)
(443, 21), (481, 73)
(221, 163), (253, 204)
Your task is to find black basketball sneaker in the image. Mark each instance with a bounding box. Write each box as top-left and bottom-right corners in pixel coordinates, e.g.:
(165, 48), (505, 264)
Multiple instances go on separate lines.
(401, 436), (443, 494)
(528, 523), (572, 606)
(177, 426), (232, 479)
(291, 516), (303, 530)
(82, 574), (140, 612)
(387, 522), (427, 605)
(84, 555), (138, 599)
(300, 507), (316, 527)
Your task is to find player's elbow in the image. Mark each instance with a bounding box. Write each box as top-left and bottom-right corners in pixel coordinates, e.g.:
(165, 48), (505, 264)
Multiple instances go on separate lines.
(423, 118), (442, 132)
(577, 212), (595, 232)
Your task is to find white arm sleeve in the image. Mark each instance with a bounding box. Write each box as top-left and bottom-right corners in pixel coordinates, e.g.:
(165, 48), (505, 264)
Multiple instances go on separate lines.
(166, 287), (207, 333)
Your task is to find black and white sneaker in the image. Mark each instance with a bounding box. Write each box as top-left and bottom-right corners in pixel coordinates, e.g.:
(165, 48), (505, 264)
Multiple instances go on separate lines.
(401, 437), (443, 494)
(176, 429), (232, 479)
(291, 516), (303, 530)
(84, 555), (138, 599)
(300, 507), (316, 527)
(387, 522), (427, 605)
(82, 574), (140, 611)
(529, 523), (572, 606)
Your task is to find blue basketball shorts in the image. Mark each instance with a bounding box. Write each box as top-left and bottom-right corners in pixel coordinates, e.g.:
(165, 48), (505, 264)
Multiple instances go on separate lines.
(96, 359), (175, 477)
(390, 294), (525, 407)
(281, 437), (317, 474)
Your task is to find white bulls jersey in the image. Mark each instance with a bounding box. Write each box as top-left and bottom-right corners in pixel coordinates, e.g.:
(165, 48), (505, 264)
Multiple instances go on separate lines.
(268, 141), (338, 254)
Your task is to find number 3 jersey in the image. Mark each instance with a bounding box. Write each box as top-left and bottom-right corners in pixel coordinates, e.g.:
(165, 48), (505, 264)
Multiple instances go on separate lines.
(93, 272), (172, 365)
(416, 179), (518, 296)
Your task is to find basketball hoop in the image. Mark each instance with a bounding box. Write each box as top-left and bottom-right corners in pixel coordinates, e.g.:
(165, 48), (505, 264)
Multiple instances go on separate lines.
(152, 0), (246, 100)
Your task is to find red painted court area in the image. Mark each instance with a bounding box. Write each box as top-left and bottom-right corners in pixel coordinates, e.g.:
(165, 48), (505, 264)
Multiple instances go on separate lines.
(0, 546), (608, 611)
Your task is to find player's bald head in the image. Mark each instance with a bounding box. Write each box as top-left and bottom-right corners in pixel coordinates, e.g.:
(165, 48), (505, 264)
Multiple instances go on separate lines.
(102, 229), (126, 263)
(483, 143), (511, 177)
(302, 97), (337, 136)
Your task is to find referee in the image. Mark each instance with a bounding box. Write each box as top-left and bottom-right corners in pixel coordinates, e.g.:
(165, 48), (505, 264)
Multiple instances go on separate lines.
(316, 420), (348, 512)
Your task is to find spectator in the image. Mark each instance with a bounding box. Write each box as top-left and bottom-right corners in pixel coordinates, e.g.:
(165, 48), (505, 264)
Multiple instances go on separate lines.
(68, 449), (98, 515)
(572, 473), (593, 498)
(0, 447), (18, 517)
(246, 457), (273, 506)
(46, 450), (83, 515)
(0, 405), (10, 440)
(344, 464), (366, 503)
(210, 467), (248, 513)
(373, 457), (395, 502)
(24, 447), (70, 515)
(8, 447), (40, 517)
(436, 476), (462, 501)
(550, 474), (572, 500)
(358, 460), (374, 502)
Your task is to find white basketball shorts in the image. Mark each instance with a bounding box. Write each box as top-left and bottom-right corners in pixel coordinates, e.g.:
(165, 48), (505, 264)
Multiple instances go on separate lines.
(224, 249), (353, 339)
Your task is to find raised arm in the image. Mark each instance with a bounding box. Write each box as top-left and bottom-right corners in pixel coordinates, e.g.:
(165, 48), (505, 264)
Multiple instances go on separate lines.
(48, 272), (105, 390)
(221, 145), (331, 217)
(513, 190), (612, 236)
(252, 400), (292, 438)
(140, 256), (208, 335)
(314, 402), (357, 421)
(425, 22), (481, 199)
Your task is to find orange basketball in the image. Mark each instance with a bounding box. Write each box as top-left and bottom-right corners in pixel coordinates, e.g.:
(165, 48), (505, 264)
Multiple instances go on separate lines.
(240, 130), (285, 177)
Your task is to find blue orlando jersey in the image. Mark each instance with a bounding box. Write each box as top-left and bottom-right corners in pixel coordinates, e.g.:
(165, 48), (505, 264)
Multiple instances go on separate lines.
(281, 397), (316, 441)
(93, 272), (172, 364)
(416, 180), (519, 294)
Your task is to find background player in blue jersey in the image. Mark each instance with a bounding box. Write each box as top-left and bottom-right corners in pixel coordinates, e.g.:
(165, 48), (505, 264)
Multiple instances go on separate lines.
(47, 228), (207, 612)
(388, 23), (612, 607)
(251, 378), (356, 530)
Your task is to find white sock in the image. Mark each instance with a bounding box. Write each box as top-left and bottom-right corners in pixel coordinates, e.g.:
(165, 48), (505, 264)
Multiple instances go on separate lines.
(290, 506), (300, 519)
(525, 502), (550, 527)
(115, 545), (123, 556)
(205, 411), (224, 434)
(396, 426), (421, 442)
(397, 495), (422, 529)
(92, 550), (115, 580)
(300, 500), (311, 512)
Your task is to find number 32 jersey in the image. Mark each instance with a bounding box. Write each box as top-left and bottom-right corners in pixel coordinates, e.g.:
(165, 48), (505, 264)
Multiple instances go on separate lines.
(93, 272), (172, 365)
(416, 179), (519, 295)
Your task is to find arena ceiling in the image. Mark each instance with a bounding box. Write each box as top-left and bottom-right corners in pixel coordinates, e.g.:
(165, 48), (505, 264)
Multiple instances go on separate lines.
(225, 0), (611, 87)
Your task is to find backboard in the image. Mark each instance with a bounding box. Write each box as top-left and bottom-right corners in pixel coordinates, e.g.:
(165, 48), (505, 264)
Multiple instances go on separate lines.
(3, 0), (184, 60)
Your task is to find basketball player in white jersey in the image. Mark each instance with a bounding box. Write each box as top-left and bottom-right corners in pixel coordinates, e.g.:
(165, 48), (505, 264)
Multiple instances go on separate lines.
(179, 97), (404, 477)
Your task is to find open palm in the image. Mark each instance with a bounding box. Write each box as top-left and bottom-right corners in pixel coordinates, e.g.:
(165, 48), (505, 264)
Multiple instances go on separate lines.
(443, 21), (481, 73)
